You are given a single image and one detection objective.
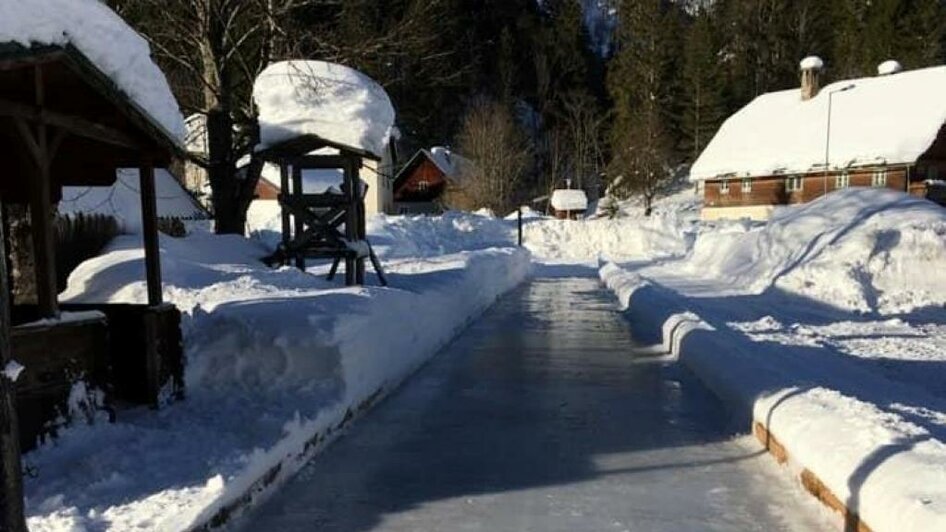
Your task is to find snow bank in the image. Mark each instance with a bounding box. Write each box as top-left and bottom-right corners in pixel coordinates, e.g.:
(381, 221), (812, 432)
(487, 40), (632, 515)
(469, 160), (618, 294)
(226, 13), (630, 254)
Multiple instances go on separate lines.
(29, 217), (529, 531)
(247, 203), (519, 259)
(254, 61), (395, 157)
(0, 0), (185, 141)
(60, 169), (207, 232)
(600, 263), (946, 532)
(524, 189), (699, 263)
(685, 188), (946, 314)
(690, 65), (946, 181)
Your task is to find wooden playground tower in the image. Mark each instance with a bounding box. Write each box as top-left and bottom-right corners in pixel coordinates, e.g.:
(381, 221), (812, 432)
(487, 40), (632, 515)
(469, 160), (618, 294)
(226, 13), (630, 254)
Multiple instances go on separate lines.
(257, 134), (387, 286)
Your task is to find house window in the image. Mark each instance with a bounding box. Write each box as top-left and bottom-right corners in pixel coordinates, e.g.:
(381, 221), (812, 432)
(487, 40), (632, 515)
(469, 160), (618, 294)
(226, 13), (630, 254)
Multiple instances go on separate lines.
(785, 176), (803, 192)
(719, 180), (730, 194)
(835, 172), (850, 189)
(872, 170), (887, 187)
(741, 179), (752, 193)
(417, 180), (429, 192)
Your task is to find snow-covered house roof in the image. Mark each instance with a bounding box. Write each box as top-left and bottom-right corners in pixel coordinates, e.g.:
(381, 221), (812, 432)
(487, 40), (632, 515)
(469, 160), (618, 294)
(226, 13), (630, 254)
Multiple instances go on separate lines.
(0, 0), (185, 143)
(60, 169), (208, 232)
(690, 65), (946, 182)
(427, 146), (472, 179)
(253, 60), (395, 158)
(394, 147), (473, 188)
(550, 189), (588, 212)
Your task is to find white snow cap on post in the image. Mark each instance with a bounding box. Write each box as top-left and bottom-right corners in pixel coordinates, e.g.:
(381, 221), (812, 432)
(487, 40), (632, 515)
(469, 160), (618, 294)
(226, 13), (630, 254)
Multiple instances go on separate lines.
(799, 56), (824, 71)
(253, 61), (396, 157)
(551, 189), (589, 212)
(878, 60), (904, 76)
(0, 0), (185, 142)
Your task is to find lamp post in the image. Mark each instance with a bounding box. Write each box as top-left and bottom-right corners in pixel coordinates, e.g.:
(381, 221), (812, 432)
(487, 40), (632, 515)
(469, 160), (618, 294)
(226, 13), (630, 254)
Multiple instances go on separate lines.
(824, 84), (856, 197)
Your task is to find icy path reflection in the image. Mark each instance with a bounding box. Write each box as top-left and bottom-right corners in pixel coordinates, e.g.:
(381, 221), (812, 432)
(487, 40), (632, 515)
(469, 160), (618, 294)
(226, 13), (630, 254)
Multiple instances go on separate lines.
(241, 278), (830, 531)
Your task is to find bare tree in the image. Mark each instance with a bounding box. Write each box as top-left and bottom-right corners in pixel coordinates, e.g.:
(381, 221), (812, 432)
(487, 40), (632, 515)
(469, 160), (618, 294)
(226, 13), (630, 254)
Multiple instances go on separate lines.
(454, 98), (531, 215)
(112, 0), (455, 234)
(558, 90), (608, 197)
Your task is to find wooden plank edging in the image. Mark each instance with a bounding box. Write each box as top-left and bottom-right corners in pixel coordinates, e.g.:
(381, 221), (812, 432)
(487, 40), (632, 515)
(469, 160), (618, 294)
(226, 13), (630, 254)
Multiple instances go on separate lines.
(753, 421), (872, 532)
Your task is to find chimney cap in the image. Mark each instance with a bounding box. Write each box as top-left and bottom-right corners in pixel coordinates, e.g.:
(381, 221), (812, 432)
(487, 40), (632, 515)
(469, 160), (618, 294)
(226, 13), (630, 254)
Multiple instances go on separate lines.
(878, 60), (903, 76)
(800, 56), (824, 71)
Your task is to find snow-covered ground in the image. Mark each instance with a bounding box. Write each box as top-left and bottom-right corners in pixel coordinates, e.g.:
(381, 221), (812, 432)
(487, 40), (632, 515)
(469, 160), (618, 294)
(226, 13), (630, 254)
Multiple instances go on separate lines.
(23, 181), (946, 531)
(25, 214), (528, 531)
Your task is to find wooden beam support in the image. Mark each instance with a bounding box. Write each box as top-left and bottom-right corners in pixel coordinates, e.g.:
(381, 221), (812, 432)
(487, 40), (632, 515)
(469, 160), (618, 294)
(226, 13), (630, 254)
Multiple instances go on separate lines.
(355, 163), (366, 285)
(291, 165), (305, 271)
(279, 163), (290, 252)
(139, 166), (163, 307)
(18, 116), (59, 318)
(344, 157), (358, 286)
(0, 97), (143, 151)
(0, 200), (27, 532)
(289, 155), (358, 170)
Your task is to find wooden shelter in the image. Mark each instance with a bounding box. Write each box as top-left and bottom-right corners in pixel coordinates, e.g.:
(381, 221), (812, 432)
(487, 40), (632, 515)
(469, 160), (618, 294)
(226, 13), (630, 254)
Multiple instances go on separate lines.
(257, 135), (387, 286)
(0, 41), (185, 461)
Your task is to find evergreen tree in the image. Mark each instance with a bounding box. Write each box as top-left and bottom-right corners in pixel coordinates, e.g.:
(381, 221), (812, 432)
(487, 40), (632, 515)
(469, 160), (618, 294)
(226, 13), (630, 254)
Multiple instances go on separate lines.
(607, 0), (680, 213)
(681, 9), (725, 162)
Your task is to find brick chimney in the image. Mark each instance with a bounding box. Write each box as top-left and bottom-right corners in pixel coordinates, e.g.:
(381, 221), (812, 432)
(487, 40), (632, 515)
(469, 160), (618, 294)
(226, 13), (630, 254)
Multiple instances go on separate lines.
(799, 56), (824, 101)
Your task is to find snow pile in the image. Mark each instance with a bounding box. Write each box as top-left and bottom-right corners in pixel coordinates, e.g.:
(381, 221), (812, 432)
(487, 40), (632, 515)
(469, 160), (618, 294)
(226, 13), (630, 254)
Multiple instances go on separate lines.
(685, 188), (946, 314)
(247, 202), (518, 259)
(60, 169), (207, 232)
(799, 55), (824, 70)
(690, 65), (946, 180)
(524, 188), (700, 263)
(550, 189), (589, 212)
(600, 263), (946, 532)
(29, 218), (529, 531)
(0, 0), (185, 141)
(3, 360), (24, 383)
(254, 61), (395, 157)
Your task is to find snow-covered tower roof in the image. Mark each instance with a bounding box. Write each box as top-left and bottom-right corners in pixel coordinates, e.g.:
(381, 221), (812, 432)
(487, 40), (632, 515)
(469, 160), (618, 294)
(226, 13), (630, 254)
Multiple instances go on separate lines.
(0, 0), (185, 143)
(690, 65), (946, 182)
(253, 60), (396, 159)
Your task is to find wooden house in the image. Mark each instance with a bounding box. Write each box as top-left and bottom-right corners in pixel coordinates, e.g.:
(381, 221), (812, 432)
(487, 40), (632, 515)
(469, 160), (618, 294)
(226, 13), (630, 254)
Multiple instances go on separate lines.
(691, 58), (946, 221)
(393, 147), (471, 214)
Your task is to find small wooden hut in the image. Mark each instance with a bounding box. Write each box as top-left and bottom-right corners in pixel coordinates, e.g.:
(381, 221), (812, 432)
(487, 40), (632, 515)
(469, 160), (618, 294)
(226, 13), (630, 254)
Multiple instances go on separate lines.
(0, 42), (185, 453)
(550, 189), (589, 220)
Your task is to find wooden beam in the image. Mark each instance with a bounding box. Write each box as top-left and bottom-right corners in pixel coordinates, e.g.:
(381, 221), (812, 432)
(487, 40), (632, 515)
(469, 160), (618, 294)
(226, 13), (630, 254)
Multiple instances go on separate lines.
(139, 166), (163, 306)
(0, 97), (143, 151)
(355, 163), (366, 285)
(0, 200), (27, 532)
(291, 165), (305, 271)
(290, 155), (356, 170)
(279, 163), (290, 251)
(344, 158), (357, 286)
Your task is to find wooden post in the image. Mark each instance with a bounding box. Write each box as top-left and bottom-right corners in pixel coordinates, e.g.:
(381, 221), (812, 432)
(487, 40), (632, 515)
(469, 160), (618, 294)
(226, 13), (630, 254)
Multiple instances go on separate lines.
(0, 201), (27, 532)
(517, 207), (523, 247)
(139, 166), (163, 307)
(354, 162), (366, 285)
(344, 157), (357, 286)
(279, 163), (290, 252)
(291, 164), (305, 271)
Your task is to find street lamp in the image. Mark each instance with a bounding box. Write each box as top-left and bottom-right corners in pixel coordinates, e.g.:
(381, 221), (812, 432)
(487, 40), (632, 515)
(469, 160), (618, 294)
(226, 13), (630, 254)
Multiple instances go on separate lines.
(824, 84), (856, 196)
